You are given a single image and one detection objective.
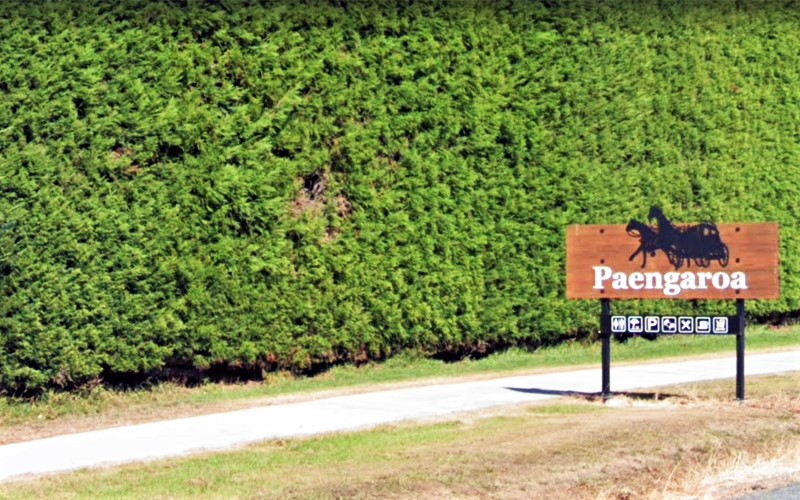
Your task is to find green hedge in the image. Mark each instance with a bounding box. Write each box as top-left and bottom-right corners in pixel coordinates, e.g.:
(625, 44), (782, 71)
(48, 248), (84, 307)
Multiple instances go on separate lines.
(1, 0), (799, 393)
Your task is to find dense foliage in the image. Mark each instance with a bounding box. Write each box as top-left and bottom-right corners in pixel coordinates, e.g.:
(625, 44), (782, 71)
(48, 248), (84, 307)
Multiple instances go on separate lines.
(1, 0), (799, 393)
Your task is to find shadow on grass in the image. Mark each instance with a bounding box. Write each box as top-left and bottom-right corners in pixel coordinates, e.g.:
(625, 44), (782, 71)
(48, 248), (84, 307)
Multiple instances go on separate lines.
(504, 387), (686, 402)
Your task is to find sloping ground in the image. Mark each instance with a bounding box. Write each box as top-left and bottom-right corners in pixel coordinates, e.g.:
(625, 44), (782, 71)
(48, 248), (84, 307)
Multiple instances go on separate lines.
(0, 350), (797, 484)
(1, 369), (800, 498)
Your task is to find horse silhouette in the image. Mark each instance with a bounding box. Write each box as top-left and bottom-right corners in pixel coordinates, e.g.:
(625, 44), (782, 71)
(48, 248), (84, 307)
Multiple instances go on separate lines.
(626, 219), (660, 268)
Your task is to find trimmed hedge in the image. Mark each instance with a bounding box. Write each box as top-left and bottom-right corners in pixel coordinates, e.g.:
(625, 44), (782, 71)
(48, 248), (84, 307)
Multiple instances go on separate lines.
(1, 0), (799, 393)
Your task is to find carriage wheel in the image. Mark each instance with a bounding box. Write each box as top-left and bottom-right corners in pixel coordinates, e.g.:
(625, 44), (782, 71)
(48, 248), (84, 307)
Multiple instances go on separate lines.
(719, 245), (729, 267)
(696, 257), (710, 268)
(669, 252), (683, 270)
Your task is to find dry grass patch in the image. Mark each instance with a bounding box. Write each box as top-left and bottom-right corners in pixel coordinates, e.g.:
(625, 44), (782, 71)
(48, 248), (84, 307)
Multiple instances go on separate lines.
(3, 374), (800, 499)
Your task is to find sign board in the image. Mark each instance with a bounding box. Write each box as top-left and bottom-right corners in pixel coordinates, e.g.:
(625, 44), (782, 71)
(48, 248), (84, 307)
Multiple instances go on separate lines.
(566, 208), (779, 300)
(600, 315), (741, 336)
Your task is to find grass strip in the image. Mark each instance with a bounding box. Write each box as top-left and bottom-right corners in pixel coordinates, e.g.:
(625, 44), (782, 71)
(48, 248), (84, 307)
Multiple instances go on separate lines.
(0, 324), (797, 443)
(2, 372), (799, 499)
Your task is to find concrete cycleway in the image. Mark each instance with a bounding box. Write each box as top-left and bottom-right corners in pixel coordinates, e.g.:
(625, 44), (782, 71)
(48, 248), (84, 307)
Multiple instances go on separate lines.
(1, 350), (798, 482)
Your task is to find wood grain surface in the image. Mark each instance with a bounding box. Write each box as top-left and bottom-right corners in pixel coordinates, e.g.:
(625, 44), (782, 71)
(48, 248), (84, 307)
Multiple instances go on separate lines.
(566, 223), (780, 300)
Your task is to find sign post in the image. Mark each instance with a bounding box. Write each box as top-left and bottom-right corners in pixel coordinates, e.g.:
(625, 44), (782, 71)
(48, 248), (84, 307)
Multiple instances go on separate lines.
(737, 299), (746, 400)
(601, 298), (611, 398)
(566, 207), (780, 400)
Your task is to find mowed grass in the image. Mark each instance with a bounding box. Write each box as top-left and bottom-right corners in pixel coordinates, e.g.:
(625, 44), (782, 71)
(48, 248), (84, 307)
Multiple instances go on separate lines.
(0, 324), (798, 444)
(3, 372), (800, 499)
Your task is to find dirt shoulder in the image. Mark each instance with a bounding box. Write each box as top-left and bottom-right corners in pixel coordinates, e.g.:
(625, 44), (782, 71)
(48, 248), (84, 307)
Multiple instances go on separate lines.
(4, 375), (799, 499)
(270, 380), (800, 499)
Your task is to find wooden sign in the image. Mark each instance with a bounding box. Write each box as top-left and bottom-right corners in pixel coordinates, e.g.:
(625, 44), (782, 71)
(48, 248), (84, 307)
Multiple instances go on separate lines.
(566, 208), (780, 300)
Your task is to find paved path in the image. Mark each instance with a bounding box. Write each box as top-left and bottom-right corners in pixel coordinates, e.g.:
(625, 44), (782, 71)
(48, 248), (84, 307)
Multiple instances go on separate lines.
(740, 483), (800, 500)
(1, 350), (798, 482)
(739, 484), (800, 500)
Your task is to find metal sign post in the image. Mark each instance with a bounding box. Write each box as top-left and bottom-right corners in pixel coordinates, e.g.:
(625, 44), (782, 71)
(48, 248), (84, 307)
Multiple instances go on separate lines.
(598, 303), (748, 400)
(601, 299), (611, 398)
(737, 299), (746, 401)
(566, 206), (779, 401)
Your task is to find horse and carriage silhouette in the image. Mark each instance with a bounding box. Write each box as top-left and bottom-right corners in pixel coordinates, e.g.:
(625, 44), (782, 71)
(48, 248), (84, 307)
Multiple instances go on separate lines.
(626, 207), (729, 270)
